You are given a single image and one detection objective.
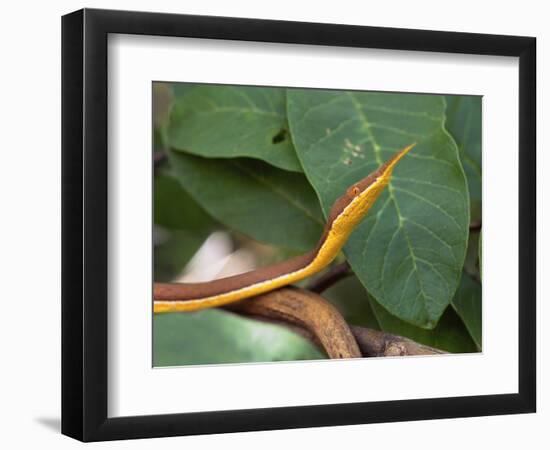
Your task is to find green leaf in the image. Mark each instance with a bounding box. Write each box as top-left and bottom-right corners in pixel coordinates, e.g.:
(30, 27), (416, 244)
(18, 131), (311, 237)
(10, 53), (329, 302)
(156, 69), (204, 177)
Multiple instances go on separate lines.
(153, 309), (324, 366)
(451, 272), (482, 350)
(154, 173), (217, 232)
(323, 274), (381, 330)
(445, 95), (482, 220)
(154, 128), (165, 151)
(370, 296), (478, 354)
(463, 231), (481, 279)
(168, 85), (302, 172)
(171, 82), (195, 99)
(154, 173), (217, 281)
(324, 275), (476, 353)
(288, 89), (470, 329)
(168, 150), (324, 251)
(478, 231), (482, 279)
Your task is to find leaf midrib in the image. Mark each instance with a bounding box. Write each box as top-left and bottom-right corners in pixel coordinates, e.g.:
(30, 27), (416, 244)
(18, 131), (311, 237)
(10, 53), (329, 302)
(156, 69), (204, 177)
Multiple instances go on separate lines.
(348, 92), (438, 321)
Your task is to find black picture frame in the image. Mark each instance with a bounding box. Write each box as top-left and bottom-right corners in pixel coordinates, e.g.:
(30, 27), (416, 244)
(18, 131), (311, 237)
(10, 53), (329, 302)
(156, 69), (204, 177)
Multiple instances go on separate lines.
(61, 8), (536, 442)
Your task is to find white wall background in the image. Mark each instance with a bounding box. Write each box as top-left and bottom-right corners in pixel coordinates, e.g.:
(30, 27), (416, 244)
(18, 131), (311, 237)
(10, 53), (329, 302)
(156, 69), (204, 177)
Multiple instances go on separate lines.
(0, 1), (546, 448)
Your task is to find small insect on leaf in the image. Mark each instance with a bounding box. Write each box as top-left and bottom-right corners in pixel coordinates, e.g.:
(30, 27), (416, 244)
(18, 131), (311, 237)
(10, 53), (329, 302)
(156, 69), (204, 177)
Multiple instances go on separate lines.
(272, 128), (288, 144)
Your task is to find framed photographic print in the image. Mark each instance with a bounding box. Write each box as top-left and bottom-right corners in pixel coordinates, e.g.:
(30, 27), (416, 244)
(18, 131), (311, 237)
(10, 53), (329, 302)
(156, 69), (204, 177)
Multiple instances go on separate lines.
(61, 8), (536, 441)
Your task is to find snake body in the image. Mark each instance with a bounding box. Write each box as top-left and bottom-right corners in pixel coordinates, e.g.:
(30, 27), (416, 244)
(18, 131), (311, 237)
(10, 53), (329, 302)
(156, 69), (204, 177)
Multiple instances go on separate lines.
(154, 143), (415, 313)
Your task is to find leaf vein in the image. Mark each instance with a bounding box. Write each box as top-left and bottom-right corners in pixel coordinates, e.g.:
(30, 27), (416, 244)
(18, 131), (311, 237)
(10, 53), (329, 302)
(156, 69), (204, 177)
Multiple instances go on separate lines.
(360, 104), (442, 121)
(232, 162), (323, 226)
(392, 176), (466, 198)
(393, 186), (462, 230)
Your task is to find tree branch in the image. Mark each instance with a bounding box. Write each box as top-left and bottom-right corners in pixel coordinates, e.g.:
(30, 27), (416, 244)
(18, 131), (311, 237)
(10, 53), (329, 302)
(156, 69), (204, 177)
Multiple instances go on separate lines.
(227, 287), (361, 359)
(469, 220), (482, 232)
(153, 150), (167, 170)
(227, 287), (445, 358)
(307, 261), (352, 293)
(350, 326), (446, 356)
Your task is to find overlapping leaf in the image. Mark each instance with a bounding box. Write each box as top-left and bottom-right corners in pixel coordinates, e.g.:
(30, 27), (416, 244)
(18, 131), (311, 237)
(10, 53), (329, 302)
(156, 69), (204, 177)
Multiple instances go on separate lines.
(288, 89), (469, 328)
(463, 230), (481, 276)
(168, 150), (324, 251)
(154, 309), (324, 366)
(445, 95), (482, 221)
(168, 85), (302, 172)
(323, 275), (383, 330)
(451, 272), (482, 349)
(154, 173), (216, 233)
(325, 276), (477, 353)
(478, 231), (482, 279)
(369, 296), (478, 354)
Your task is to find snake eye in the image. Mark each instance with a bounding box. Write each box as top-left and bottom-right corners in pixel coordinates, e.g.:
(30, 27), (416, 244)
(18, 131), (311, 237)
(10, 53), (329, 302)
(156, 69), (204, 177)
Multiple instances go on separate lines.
(349, 186), (361, 196)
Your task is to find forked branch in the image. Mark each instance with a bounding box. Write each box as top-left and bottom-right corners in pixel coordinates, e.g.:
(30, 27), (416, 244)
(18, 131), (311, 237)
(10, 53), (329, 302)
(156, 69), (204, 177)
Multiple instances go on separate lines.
(227, 287), (445, 358)
(307, 261), (352, 293)
(227, 287), (361, 359)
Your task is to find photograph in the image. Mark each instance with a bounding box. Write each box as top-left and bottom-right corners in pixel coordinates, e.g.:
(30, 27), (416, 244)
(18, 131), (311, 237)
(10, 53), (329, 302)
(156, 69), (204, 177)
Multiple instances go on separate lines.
(151, 82), (482, 367)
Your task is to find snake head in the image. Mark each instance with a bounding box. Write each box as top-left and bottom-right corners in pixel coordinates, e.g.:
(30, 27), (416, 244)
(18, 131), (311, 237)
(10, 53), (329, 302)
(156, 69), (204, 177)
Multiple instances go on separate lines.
(326, 143), (415, 227)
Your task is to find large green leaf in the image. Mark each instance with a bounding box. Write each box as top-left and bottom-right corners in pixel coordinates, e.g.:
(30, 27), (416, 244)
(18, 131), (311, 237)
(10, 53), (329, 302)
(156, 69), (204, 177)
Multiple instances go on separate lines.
(445, 95), (482, 220)
(325, 275), (476, 353)
(478, 231), (482, 279)
(153, 309), (324, 366)
(154, 173), (216, 233)
(323, 273), (381, 330)
(369, 295), (478, 354)
(451, 272), (482, 350)
(168, 85), (302, 172)
(168, 150), (324, 251)
(171, 82), (195, 99)
(288, 89), (470, 329)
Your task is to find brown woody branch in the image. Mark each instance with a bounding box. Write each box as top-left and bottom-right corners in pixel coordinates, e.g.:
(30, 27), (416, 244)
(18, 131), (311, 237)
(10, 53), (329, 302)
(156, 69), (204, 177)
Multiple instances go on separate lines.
(227, 287), (361, 359)
(227, 287), (445, 358)
(469, 220), (482, 232)
(153, 150), (167, 170)
(307, 261), (352, 293)
(350, 326), (446, 357)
